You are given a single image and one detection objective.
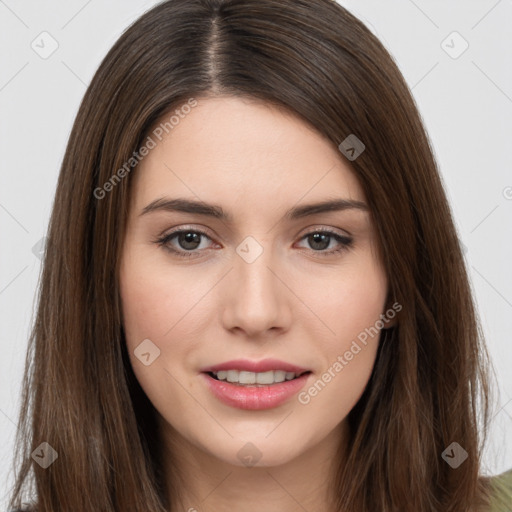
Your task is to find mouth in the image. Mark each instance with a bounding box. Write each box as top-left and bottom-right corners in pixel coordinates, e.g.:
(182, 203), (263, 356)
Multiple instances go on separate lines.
(200, 364), (313, 410)
(205, 369), (311, 386)
(199, 358), (313, 409)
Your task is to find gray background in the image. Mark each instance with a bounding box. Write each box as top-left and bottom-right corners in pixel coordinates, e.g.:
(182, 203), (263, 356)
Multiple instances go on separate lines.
(1, 0), (511, 506)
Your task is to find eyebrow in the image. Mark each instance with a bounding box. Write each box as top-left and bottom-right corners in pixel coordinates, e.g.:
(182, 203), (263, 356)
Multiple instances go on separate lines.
(139, 197), (368, 221)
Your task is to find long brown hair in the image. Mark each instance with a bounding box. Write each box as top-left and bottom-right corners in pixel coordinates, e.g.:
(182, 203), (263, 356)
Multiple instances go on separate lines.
(8, 0), (495, 510)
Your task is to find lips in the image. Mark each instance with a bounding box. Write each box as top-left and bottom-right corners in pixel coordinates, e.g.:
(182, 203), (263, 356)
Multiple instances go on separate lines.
(199, 358), (312, 410)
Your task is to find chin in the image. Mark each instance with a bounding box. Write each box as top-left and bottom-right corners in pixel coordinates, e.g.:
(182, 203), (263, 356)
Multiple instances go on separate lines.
(212, 435), (307, 469)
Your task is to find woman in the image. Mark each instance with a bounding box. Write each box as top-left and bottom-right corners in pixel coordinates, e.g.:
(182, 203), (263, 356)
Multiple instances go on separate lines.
(7, 0), (512, 510)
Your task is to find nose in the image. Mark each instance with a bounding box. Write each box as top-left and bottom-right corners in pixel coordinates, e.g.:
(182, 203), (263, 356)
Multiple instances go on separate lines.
(221, 239), (293, 338)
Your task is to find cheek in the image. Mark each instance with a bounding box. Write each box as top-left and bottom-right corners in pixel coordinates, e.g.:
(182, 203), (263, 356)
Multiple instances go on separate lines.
(310, 257), (388, 350)
(119, 245), (225, 415)
(297, 255), (387, 402)
(119, 251), (209, 421)
(120, 249), (208, 350)
(297, 298), (385, 424)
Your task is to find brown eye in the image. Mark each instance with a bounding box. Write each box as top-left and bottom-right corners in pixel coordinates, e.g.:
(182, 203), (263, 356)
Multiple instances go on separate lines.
(296, 230), (353, 256)
(155, 228), (215, 258)
(174, 231), (203, 251)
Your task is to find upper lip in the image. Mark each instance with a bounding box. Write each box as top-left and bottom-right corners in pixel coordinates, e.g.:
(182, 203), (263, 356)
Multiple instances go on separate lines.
(200, 358), (310, 374)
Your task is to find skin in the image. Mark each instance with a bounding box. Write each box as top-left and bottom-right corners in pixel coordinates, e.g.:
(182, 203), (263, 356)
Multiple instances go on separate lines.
(119, 95), (393, 512)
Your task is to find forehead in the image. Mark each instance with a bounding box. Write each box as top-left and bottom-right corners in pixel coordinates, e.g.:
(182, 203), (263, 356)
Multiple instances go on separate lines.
(130, 95), (365, 214)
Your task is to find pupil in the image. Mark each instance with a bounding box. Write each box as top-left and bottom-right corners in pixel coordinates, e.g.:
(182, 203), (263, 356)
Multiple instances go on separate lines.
(179, 232), (200, 250)
(309, 233), (329, 250)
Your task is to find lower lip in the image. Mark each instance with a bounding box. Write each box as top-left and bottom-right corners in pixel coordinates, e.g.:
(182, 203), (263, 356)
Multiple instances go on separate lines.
(201, 372), (311, 410)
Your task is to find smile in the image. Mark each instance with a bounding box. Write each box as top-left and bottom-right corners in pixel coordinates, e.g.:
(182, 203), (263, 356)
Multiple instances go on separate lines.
(201, 370), (312, 410)
(208, 369), (309, 385)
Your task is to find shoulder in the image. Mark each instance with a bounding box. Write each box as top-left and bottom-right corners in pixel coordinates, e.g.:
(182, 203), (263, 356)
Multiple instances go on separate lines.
(487, 468), (512, 511)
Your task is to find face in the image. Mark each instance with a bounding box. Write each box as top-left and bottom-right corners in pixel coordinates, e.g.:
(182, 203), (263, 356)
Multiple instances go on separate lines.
(119, 95), (390, 468)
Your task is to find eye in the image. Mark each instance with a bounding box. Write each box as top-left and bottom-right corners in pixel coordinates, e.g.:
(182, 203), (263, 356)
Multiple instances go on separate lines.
(295, 228), (353, 256)
(154, 227), (215, 258)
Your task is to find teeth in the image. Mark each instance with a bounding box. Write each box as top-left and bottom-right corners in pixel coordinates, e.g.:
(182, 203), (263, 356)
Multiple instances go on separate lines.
(212, 370), (303, 385)
(226, 370), (239, 383)
(273, 370), (286, 383)
(239, 371), (256, 384)
(256, 370), (274, 384)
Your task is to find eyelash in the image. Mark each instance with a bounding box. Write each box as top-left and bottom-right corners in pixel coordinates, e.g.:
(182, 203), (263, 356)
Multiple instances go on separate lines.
(153, 226), (353, 259)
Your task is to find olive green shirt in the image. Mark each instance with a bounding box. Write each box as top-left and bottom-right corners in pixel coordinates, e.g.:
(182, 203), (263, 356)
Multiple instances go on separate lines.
(489, 468), (512, 511)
